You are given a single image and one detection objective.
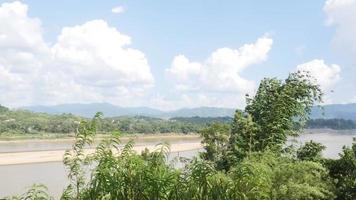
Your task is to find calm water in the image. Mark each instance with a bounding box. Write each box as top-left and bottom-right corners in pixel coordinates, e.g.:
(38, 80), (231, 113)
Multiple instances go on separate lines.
(0, 131), (355, 198)
(0, 149), (200, 199)
(291, 131), (355, 158)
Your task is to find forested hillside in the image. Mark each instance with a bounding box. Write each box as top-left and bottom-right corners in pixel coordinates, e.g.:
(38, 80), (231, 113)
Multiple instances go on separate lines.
(0, 105), (81, 135)
(1, 105), (230, 135)
(23, 104), (236, 118)
(1, 104), (356, 138)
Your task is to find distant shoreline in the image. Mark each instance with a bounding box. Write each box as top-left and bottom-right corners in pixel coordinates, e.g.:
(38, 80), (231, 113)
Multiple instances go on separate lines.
(303, 128), (356, 134)
(1, 128), (355, 142)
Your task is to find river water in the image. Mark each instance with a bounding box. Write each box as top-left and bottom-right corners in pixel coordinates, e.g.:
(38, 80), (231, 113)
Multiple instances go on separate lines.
(0, 131), (355, 198)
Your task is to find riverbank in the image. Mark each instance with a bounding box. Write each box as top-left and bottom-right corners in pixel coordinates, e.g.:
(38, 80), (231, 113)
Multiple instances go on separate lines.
(0, 141), (202, 165)
(0, 133), (200, 142)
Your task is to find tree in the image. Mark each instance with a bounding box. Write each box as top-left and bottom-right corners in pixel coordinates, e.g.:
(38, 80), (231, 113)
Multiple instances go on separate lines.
(228, 71), (322, 163)
(230, 151), (335, 200)
(4, 184), (53, 200)
(325, 139), (356, 200)
(199, 123), (230, 171)
(297, 140), (326, 162)
(0, 104), (9, 113)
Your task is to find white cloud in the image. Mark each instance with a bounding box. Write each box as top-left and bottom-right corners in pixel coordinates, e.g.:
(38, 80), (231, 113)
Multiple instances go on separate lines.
(324, 0), (356, 56)
(0, 1), (154, 107)
(167, 55), (202, 81)
(111, 6), (125, 14)
(167, 36), (272, 94)
(0, 1), (49, 106)
(165, 36), (273, 108)
(296, 59), (341, 91)
(52, 20), (154, 88)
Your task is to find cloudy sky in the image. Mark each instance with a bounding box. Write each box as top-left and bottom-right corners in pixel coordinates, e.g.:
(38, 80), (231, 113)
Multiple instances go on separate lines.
(0, 0), (355, 110)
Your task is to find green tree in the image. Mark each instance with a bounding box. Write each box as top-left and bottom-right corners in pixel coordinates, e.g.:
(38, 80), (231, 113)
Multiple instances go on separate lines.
(4, 184), (53, 200)
(0, 104), (9, 113)
(325, 139), (356, 200)
(228, 71), (322, 164)
(199, 123), (230, 170)
(297, 140), (326, 162)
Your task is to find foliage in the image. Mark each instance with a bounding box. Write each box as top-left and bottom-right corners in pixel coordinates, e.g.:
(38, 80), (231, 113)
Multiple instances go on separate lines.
(200, 72), (323, 170)
(240, 72), (322, 152)
(171, 116), (233, 125)
(199, 123), (231, 171)
(100, 116), (202, 134)
(233, 151), (335, 200)
(0, 104), (9, 113)
(0, 108), (232, 136)
(325, 139), (356, 200)
(60, 116), (336, 199)
(297, 140), (326, 162)
(62, 112), (102, 199)
(0, 109), (81, 135)
(4, 184), (53, 200)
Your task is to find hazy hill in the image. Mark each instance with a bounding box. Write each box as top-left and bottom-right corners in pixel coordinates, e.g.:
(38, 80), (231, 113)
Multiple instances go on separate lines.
(23, 103), (356, 120)
(310, 103), (356, 120)
(161, 107), (236, 118)
(23, 103), (235, 118)
(23, 103), (164, 118)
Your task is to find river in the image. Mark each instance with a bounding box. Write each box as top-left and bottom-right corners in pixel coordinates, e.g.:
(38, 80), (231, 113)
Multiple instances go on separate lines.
(0, 131), (355, 198)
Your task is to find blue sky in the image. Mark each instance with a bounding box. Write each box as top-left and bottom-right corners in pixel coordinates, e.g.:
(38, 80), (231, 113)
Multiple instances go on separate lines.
(0, 0), (355, 110)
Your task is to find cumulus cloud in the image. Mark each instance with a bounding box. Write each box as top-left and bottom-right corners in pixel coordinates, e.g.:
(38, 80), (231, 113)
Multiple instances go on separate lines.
(296, 59), (341, 91)
(165, 36), (273, 108)
(52, 20), (154, 88)
(167, 36), (272, 94)
(0, 1), (154, 107)
(111, 6), (125, 14)
(0, 1), (49, 106)
(324, 0), (356, 56)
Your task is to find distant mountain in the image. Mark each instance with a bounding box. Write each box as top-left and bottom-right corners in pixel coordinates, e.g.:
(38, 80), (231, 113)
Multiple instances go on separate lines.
(23, 103), (164, 118)
(163, 107), (236, 118)
(23, 103), (235, 118)
(22, 103), (356, 120)
(310, 103), (356, 120)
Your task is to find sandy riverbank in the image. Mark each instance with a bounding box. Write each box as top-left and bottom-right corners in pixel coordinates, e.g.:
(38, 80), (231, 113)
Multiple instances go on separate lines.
(0, 133), (200, 143)
(0, 142), (202, 165)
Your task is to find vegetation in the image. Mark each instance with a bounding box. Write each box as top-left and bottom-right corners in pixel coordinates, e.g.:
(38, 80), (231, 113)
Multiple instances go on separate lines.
(0, 108), (214, 136)
(0, 106), (81, 135)
(3, 72), (356, 199)
(324, 138), (356, 200)
(1, 105), (355, 140)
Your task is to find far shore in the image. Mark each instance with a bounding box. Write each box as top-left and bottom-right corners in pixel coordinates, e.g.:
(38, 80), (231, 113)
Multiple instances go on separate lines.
(1, 128), (355, 143)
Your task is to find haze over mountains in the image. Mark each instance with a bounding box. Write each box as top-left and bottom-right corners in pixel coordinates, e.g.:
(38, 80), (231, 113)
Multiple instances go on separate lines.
(22, 103), (356, 120)
(23, 103), (235, 118)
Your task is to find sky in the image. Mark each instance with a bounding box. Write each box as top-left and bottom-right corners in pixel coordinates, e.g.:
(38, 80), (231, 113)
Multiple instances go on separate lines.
(0, 0), (356, 110)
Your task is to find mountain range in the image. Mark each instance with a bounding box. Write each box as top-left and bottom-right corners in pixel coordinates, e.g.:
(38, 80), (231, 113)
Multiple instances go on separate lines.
(22, 103), (236, 118)
(22, 103), (356, 120)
